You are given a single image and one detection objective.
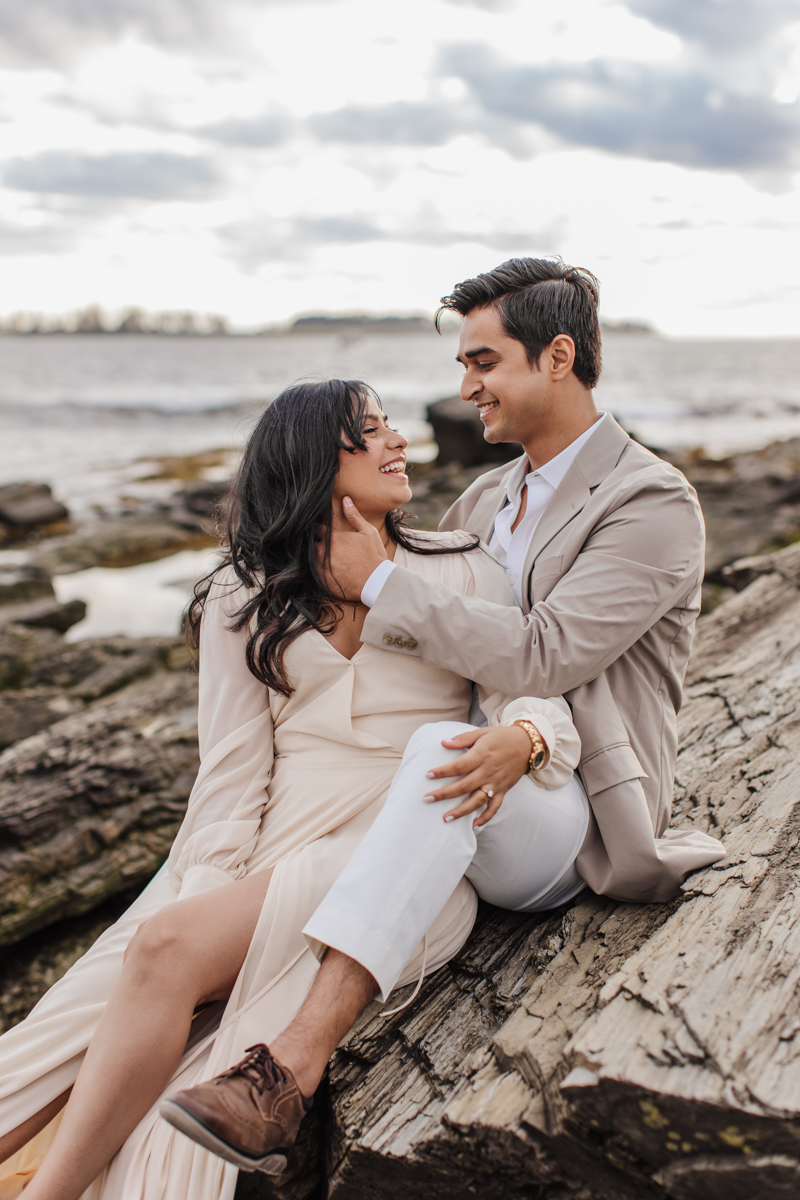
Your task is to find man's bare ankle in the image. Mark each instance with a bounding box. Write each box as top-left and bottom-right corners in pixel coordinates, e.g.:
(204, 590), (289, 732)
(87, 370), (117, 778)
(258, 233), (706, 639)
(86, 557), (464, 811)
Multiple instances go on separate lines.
(270, 1036), (320, 1100)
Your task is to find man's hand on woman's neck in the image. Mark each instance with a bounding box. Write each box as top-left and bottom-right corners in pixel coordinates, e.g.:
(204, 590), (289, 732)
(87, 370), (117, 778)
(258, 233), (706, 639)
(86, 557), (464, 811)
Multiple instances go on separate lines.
(321, 500), (392, 602)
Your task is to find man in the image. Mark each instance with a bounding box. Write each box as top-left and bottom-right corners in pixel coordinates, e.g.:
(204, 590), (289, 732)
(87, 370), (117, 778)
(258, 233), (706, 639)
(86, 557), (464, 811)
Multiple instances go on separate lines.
(163, 257), (724, 1172)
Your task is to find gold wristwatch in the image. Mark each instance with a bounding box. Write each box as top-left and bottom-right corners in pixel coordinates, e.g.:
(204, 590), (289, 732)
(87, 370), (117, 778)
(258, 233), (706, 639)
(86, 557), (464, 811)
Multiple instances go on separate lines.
(512, 719), (548, 772)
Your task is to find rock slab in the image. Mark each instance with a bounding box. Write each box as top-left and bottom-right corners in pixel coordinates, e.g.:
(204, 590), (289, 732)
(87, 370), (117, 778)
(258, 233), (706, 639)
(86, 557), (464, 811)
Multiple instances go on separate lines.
(0, 483), (69, 536)
(426, 396), (521, 468)
(0, 665), (198, 945)
(249, 540), (800, 1200)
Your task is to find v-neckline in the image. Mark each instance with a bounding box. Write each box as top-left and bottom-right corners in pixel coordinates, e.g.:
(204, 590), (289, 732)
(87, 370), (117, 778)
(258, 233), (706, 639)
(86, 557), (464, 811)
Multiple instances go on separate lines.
(312, 629), (369, 664)
(311, 544), (405, 664)
(314, 544), (406, 664)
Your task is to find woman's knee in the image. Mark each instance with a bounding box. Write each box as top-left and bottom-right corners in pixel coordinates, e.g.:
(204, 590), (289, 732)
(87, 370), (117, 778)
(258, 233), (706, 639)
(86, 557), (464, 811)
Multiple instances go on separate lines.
(124, 909), (189, 985)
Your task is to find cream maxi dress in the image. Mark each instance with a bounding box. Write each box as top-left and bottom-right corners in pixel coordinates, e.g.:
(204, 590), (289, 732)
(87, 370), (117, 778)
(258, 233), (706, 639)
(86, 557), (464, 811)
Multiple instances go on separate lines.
(0, 535), (569, 1200)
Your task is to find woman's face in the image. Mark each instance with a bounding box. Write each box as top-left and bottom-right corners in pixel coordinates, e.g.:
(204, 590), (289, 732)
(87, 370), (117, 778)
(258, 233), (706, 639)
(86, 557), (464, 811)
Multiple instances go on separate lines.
(332, 397), (411, 522)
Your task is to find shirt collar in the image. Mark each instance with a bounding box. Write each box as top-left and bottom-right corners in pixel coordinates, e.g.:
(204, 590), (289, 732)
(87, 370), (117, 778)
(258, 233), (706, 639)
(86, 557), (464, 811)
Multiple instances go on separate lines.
(504, 412), (607, 501)
(502, 453), (532, 503)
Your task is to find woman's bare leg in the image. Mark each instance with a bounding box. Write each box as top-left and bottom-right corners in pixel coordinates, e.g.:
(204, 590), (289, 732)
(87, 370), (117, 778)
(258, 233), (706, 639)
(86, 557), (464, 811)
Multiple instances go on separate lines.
(21, 868), (272, 1200)
(0, 1089), (71, 1165)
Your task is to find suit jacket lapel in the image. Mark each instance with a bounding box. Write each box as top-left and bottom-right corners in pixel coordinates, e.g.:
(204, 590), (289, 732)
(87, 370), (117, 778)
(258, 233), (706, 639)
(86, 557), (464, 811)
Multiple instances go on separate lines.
(520, 415), (631, 611)
(467, 461), (520, 542)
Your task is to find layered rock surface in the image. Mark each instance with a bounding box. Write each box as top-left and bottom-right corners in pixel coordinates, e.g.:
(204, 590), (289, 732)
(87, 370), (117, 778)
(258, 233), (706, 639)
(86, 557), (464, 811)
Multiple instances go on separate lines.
(250, 540), (800, 1200)
(0, 629), (198, 946)
(2, 445), (800, 1198)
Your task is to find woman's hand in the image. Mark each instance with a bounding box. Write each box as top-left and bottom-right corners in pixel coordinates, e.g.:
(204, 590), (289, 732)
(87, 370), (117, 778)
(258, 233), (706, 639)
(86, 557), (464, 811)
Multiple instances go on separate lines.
(423, 725), (532, 828)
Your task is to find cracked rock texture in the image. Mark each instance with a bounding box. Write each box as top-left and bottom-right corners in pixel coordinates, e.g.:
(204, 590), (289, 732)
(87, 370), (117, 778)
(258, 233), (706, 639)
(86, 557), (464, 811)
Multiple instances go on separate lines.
(4, 487), (800, 1199)
(0, 645), (198, 946)
(250, 540), (800, 1200)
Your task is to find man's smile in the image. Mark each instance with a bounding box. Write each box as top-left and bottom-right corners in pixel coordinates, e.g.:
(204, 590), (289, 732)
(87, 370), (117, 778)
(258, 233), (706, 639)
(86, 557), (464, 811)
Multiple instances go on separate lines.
(476, 399), (500, 420)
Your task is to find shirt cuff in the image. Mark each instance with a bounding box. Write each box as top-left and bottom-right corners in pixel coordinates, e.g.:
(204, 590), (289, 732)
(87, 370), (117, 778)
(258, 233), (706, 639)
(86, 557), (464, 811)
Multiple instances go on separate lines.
(361, 559), (397, 607)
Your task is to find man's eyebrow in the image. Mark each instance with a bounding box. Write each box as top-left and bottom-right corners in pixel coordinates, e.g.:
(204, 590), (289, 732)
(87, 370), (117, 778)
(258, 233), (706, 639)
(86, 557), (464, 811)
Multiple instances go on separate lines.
(455, 345), (498, 363)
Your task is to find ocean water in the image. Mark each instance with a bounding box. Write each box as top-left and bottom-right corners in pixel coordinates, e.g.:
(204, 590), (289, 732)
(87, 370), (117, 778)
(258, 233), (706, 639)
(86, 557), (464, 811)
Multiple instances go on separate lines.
(2, 329), (799, 640)
(2, 330), (800, 520)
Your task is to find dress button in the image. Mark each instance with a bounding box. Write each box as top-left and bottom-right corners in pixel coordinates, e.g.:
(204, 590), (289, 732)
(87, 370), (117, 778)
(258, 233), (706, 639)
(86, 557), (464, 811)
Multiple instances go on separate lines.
(406, 639), (418, 649)
(383, 635), (395, 645)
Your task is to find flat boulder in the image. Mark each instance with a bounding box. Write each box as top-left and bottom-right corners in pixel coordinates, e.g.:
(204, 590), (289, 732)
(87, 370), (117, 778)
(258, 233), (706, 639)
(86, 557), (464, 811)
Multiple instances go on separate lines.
(0, 688), (83, 750)
(0, 483), (69, 537)
(31, 518), (217, 573)
(659, 437), (800, 583)
(247, 540), (800, 1200)
(0, 597), (87, 634)
(0, 568), (55, 606)
(0, 666), (199, 945)
(426, 397), (521, 468)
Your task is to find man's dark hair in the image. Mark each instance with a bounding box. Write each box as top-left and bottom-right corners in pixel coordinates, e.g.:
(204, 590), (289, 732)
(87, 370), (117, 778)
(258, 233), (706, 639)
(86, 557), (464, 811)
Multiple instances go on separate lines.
(436, 257), (602, 389)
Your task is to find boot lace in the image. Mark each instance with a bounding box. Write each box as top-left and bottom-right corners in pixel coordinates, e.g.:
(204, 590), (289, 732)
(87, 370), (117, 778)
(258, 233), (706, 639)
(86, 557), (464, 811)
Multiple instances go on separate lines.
(216, 1044), (288, 1095)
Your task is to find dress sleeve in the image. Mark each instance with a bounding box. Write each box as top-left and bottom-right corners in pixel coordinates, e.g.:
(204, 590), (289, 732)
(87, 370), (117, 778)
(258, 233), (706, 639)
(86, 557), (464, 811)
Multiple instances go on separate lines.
(167, 566), (274, 899)
(454, 542), (581, 791)
(488, 695), (581, 791)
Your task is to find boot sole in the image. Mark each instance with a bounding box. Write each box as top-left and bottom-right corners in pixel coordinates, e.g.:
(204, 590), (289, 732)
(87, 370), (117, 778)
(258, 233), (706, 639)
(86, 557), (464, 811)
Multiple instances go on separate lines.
(160, 1098), (288, 1175)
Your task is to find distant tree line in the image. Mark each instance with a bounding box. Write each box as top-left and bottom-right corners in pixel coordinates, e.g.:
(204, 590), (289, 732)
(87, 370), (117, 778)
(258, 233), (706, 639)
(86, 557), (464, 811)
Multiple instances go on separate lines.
(0, 306), (657, 337)
(0, 306), (230, 335)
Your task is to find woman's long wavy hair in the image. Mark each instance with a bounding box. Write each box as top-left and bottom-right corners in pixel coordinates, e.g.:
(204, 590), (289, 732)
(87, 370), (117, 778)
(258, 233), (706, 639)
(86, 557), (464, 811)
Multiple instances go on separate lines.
(187, 379), (478, 696)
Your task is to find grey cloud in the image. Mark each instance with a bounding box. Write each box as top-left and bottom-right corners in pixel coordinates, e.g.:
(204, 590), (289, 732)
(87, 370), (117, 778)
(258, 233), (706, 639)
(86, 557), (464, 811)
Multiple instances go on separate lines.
(196, 111), (295, 148)
(309, 101), (466, 146)
(3, 151), (220, 199)
(443, 0), (518, 9)
(217, 216), (382, 268)
(0, 220), (74, 255)
(307, 97), (538, 158)
(293, 216), (386, 242)
(0, 0), (343, 67)
(0, 0), (222, 67)
(218, 212), (561, 269)
(439, 43), (800, 171)
(626, 0), (798, 56)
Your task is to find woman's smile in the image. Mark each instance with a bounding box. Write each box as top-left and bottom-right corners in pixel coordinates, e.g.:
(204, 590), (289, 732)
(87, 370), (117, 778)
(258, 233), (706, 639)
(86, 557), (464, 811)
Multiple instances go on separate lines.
(379, 456), (407, 477)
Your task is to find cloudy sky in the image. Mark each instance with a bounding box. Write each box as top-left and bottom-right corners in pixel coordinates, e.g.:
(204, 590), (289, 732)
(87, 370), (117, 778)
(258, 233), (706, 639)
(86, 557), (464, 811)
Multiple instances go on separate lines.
(0, 0), (798, 334)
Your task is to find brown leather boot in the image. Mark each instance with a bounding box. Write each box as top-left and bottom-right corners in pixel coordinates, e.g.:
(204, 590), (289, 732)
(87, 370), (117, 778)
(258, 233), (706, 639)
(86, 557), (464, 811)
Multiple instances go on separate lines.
(160, 1044), (311, 1174)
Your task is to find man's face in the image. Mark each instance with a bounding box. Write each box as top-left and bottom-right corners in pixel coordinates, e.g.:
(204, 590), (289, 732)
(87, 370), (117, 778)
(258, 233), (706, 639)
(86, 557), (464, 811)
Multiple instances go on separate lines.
(456, 304), (546, 445)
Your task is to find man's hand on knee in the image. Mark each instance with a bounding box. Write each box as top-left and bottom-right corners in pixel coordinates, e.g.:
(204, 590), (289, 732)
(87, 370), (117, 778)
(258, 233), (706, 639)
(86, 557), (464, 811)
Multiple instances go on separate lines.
(423, 726), (532, 828)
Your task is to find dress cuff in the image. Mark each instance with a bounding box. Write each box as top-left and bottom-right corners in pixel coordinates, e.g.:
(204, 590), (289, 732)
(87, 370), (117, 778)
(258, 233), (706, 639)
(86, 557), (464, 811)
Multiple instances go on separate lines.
(361, 560), (397, 607)
(494, 696), (581, 791)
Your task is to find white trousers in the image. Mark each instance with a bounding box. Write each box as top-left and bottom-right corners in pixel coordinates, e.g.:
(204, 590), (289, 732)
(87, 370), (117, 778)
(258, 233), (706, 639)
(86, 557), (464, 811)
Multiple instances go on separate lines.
(303, 721), (590, 1001)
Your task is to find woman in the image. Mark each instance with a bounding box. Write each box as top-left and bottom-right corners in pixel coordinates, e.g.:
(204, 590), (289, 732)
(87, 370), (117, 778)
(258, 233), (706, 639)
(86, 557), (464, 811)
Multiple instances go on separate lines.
(0, 380), (586, 1200)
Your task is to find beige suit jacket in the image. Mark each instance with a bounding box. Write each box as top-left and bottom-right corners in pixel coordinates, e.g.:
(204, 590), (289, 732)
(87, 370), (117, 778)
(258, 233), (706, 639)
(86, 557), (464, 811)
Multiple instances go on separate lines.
(361, 413), (724, 902)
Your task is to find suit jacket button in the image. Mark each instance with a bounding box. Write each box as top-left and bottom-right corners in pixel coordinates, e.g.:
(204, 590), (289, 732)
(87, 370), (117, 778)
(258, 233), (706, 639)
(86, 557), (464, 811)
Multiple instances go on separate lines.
(406, 639), (418, 649)
(394, 637), (407, 648)
(383, 634), (395, 645)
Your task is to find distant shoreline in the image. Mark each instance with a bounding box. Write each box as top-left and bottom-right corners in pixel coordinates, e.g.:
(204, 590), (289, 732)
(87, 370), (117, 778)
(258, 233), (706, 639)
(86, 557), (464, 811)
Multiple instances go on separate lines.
(0, 309), (658, 338)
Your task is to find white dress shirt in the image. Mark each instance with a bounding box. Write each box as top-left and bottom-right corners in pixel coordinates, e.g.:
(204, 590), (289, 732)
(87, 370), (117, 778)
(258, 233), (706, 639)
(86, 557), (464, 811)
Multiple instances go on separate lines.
(487, 414), (606, 607)
(361, 413), (606, 608)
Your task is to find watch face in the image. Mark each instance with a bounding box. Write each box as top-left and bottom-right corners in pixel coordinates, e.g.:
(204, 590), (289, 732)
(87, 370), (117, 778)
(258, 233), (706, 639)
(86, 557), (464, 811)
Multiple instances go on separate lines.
(532, 750), (546, 771)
